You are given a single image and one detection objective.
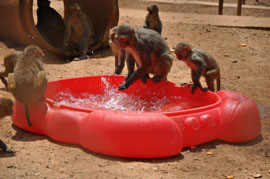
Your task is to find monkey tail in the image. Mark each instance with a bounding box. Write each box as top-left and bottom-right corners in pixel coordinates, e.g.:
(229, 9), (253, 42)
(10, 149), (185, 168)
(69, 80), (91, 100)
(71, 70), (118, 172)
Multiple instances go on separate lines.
(216, 77), (221, 91)
(24, 104), (32, 127)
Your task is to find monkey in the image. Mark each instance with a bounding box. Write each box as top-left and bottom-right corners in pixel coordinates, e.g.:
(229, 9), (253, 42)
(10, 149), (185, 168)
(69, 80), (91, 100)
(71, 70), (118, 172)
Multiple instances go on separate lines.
(0, 51), (22, 88)
(61, 3), (96, 60)
(36, 0), (66, 47)
(8, 45), (48, 127)
(109, 26), (126, 75)
(0, 97), (15, 153)
(143, 4), (162, 34)
(115, 24), (174, 90)
(174, 42), (220, 93)
(109, 26), (137, 80)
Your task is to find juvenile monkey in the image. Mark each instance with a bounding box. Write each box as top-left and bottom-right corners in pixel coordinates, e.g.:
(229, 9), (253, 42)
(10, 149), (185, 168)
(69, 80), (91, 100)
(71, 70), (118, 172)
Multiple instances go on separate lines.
(143, 4), (162, 34)
(62, 3), (95, 60)
(0, 51), (22, 88)
(115, 24), (173, 90)
(8, 45), (48, 127)
(109, 26), (126, 75)
(0, 97), (14, 153)
(175, 42), (220, 93)
(109, 26), (136, 78)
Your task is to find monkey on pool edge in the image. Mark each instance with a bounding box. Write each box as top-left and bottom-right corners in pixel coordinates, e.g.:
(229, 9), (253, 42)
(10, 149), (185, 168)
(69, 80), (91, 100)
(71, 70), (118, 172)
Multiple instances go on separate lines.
(174, 42), (220, 93)
(114, 24), (174, 90)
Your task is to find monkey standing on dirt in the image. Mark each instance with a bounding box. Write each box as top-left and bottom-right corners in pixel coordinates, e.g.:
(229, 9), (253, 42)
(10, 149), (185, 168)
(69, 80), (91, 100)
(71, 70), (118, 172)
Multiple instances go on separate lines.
(36, 0), (66, 47)
(174, 42), (220, 93)
(115, 24), (173, 90)
(0, 51), (22, 88)
(109, 26), (136, 78)
(0, 97), (15, 153)
(109, 26), (126, 75)
(62, 3), (95, 60)
(8, 45), (48, 127)
(143, 4), (162, 34)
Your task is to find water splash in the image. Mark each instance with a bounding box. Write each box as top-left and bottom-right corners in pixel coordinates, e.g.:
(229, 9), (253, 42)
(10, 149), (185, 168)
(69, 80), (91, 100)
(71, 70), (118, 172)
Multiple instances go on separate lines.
(53, 77), (201, 112)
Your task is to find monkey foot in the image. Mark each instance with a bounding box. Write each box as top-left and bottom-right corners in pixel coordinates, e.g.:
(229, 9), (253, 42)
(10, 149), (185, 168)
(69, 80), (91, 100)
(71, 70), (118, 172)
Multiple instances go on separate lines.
(73, 55), (89, 61)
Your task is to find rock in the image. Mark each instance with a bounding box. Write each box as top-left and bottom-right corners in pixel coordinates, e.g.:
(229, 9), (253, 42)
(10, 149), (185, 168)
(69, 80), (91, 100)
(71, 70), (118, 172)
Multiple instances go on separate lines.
(253, 174), (262, 178)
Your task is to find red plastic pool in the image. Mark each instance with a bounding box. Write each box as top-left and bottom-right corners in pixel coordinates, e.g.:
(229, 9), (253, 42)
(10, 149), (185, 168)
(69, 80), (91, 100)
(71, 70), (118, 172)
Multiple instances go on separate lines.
(11, 75), (261, 158)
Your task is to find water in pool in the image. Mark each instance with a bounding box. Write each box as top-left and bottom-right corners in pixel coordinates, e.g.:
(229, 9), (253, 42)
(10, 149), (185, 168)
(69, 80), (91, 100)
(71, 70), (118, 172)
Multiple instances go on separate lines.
(53, 77), (202, 112)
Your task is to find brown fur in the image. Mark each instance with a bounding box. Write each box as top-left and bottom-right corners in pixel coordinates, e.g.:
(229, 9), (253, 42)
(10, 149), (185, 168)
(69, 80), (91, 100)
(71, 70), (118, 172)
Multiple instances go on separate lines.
(0, 51), (22, 88)
(175, 42), (220, 93)
(8, 45), (48, 127)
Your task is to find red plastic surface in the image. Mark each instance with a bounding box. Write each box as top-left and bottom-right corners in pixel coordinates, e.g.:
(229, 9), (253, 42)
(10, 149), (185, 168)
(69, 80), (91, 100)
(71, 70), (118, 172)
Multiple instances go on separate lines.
(11, 75), (261, 158)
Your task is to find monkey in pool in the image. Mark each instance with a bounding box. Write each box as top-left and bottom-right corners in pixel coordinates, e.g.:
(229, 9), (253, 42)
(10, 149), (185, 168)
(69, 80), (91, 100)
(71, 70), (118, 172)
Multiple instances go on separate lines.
(0, 51), (22, 88)
(0, 97), (15, 153)
(61, 3), (96, 61)
(115, 24), (174, 90)
(174, 42), (221, 93)
(143, 4), (162, 34)
(8, 45), (48, 127)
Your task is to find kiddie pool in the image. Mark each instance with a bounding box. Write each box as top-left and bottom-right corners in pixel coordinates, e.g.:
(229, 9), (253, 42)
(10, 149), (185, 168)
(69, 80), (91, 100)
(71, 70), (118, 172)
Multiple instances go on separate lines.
(12, 75), (261, 158)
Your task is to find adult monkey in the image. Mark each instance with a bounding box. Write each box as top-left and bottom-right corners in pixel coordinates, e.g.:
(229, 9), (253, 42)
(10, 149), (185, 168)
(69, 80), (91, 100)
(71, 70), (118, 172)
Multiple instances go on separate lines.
(62, 3), (96, 60)
(115, 24), (173, 90)
(175, 42), (221, 93)
(8, 45), (48, 127)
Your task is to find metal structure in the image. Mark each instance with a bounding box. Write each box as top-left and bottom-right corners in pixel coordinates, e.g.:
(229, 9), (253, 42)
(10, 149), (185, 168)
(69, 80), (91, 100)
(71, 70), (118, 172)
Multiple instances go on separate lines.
(0, 0), (119, 56)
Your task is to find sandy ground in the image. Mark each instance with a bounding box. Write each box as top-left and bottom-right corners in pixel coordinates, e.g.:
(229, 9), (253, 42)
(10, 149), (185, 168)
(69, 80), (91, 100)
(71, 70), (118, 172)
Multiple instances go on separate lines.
(0, 0), (270, 178)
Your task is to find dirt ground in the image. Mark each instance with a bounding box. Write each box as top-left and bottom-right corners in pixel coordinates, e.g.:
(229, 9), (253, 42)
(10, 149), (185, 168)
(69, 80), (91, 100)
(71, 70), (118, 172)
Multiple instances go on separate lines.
(0, 0), (270, 178)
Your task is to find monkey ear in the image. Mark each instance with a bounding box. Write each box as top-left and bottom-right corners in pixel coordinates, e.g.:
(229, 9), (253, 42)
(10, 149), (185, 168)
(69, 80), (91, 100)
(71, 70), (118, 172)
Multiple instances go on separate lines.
(131, 28), (135, 35)
(184, 45), (191, 52)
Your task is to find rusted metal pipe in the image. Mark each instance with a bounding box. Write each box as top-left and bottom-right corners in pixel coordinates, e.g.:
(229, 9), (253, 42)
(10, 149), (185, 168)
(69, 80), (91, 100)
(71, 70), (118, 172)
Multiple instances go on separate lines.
(237, 0), (243, 16)
(0, 0), (119, 56)
(218, 0), (224, 15)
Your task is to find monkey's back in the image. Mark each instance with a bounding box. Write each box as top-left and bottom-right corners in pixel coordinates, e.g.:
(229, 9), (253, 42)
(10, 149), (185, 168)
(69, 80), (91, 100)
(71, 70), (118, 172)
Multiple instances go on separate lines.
(135, 28), (169, 56)
(193, 48), (220, 73)
(12, 56), (47, 104)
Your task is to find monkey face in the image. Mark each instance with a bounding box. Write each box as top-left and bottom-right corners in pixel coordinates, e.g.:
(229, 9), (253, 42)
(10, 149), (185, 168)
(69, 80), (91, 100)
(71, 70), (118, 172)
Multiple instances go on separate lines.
(69, 3), (81, 17)
(116, 36), (130, 49)
(147, 5), (159, 17)
(175, 49), (185, 60)
(115, 24), (135, 49)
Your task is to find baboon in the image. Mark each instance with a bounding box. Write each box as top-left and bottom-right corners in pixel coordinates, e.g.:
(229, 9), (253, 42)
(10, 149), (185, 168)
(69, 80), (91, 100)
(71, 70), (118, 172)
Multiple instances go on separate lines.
(175, 42), (221, 93)
(115, 24), (173, 90)
(0, 51), (22, 88)
(8, 45), (48, 127)
(36, 0), (66, 47)
(0, 98), (14, 153)
(62, 3), (96, 60)
(143, 4), (162, 34)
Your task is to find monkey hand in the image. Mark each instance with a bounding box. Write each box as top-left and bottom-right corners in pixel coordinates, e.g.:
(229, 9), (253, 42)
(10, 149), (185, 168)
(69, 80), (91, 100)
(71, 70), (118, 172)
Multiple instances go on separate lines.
(7, 73), (16, 91)
(191, 84), (201, 94)
(118, 81), (130, 90)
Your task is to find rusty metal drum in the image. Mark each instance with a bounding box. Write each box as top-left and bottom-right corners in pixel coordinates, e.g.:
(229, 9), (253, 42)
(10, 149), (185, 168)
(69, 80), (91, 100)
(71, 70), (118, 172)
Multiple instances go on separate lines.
(0, 0), (119, 56)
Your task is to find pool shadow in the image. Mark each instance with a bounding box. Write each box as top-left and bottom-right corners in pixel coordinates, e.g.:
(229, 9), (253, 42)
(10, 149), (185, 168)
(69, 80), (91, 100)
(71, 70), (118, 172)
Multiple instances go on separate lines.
(184, 135), (263, 153)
